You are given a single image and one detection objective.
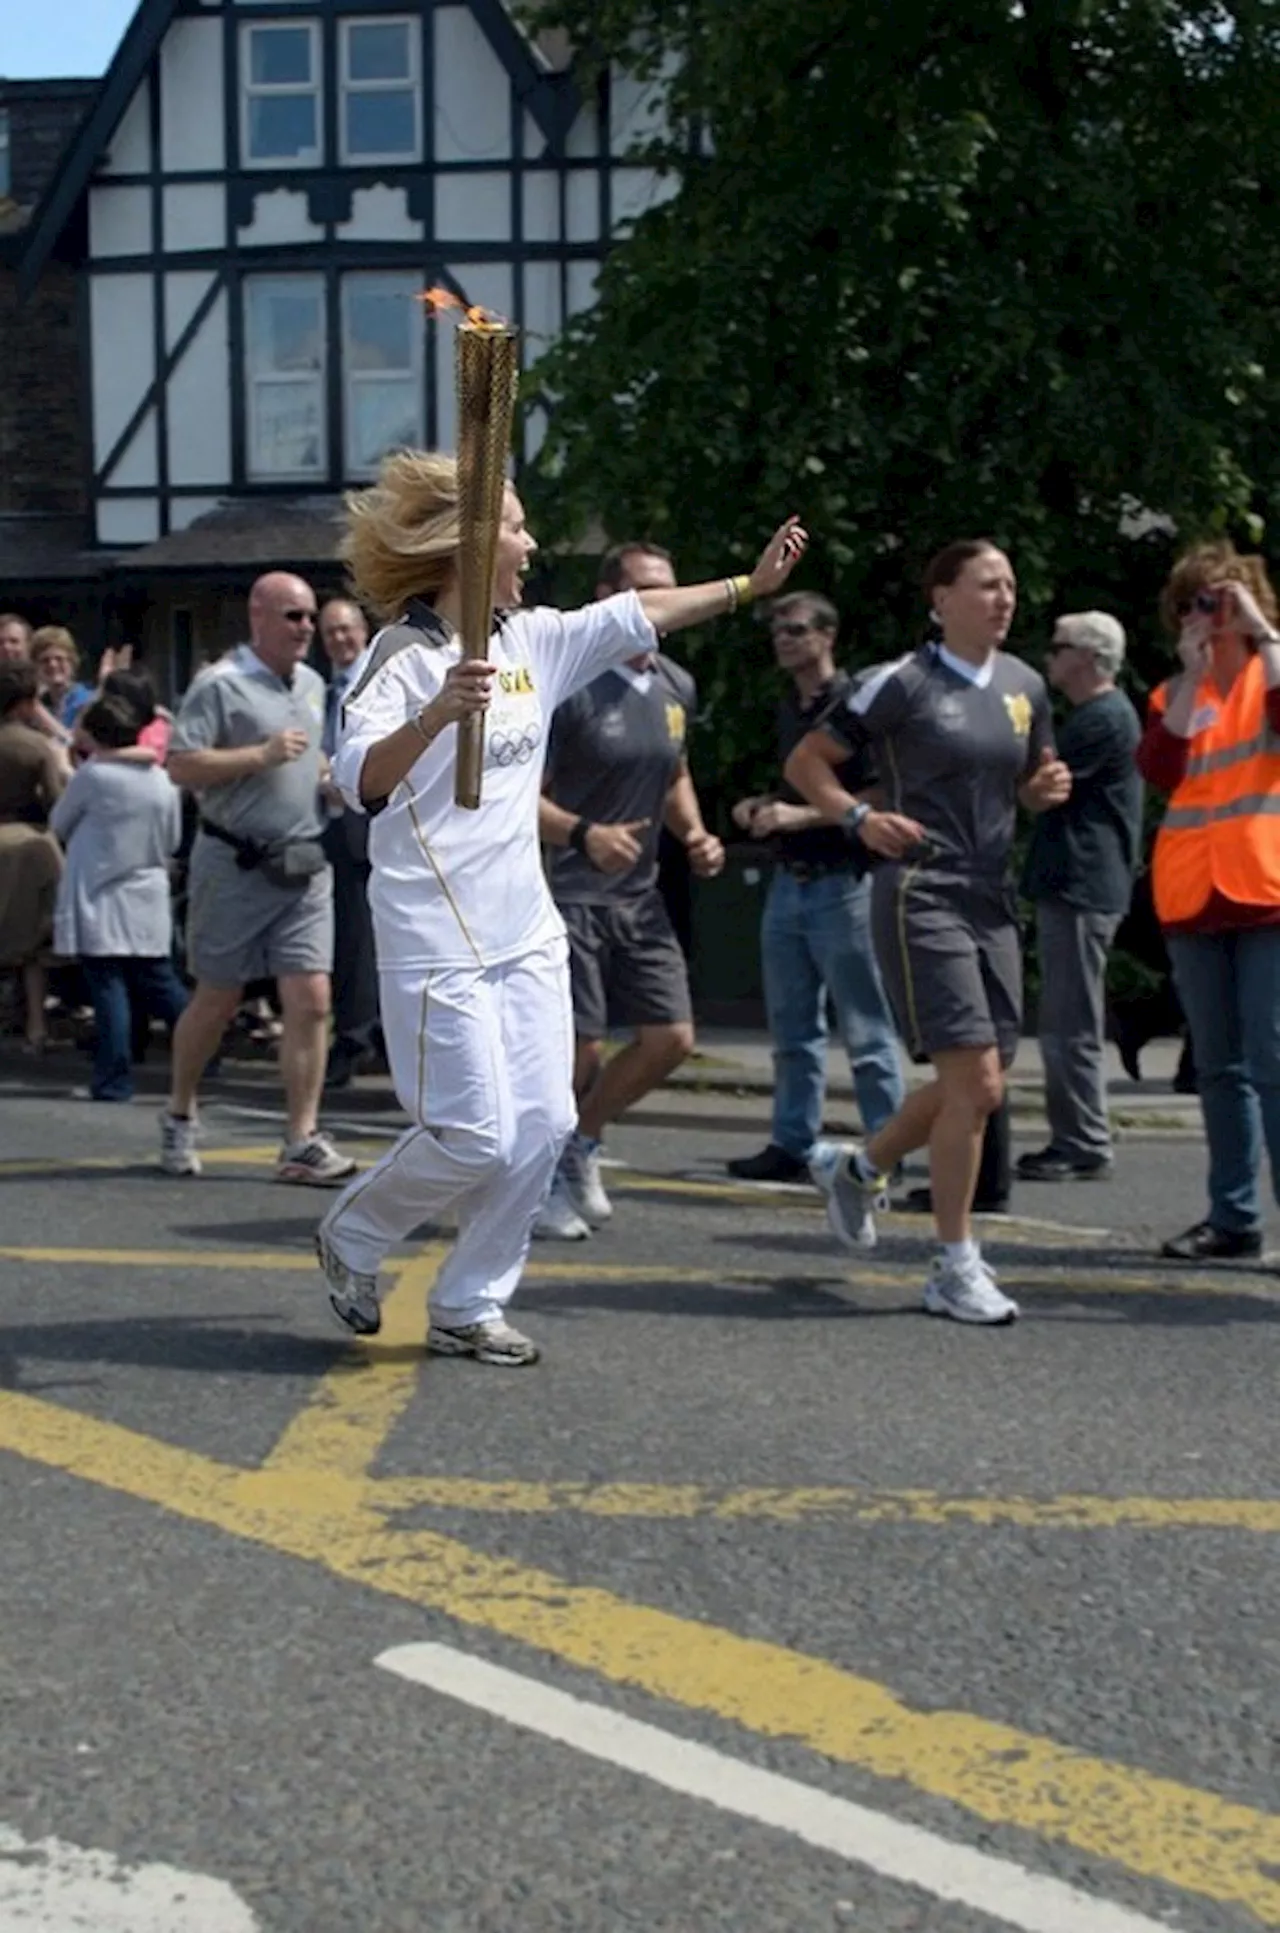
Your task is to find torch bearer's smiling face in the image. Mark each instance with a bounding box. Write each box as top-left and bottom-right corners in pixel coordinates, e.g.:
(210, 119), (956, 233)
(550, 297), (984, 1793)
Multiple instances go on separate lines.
(494, 486), (538, 609)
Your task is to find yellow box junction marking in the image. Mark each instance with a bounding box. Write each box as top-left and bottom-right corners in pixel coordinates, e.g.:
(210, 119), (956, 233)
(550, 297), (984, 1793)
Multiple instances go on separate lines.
(371, 1474), (1280, 1537)
(0, 1390), (1276, 1923)
(2, 1207), (1280, 1921)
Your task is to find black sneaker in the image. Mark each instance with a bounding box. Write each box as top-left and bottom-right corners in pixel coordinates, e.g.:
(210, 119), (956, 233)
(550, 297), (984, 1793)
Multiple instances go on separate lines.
(1016, 1147), (1113, 1182)
(1160, 1219), (1263, 1261)
(726, 1144), (810, 1183)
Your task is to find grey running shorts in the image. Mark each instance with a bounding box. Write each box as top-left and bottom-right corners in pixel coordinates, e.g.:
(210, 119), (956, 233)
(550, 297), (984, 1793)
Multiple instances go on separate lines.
(870, 865), (1022, 1068)
(561, 892), (693, 1036)
(186, 834), (334, 987)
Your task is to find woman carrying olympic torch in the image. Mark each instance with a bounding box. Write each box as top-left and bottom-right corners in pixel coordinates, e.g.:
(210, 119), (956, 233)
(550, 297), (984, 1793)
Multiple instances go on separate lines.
(316, 447), (807, 1365)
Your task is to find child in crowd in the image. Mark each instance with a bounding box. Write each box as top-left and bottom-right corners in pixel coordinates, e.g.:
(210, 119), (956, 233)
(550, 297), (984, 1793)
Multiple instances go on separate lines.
(50, 692), (188, 1101)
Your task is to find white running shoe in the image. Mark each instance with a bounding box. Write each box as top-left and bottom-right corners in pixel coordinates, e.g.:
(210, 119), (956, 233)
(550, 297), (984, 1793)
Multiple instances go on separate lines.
(922, 1254), (1019, 1326)
(315, 1227), (381, 1337)
(809, 1139), (887, 1249)
(159, 1110), (201, 1176)
(532, 1178), (591, 1241)
(427, 1317), (541, 1366)
(276, 1132), (359, 1187)
(559, 1132), (612, 1225)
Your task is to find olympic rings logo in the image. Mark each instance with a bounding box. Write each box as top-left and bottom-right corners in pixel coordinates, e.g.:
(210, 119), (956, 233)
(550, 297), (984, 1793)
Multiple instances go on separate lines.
(487, 724), (542, 767)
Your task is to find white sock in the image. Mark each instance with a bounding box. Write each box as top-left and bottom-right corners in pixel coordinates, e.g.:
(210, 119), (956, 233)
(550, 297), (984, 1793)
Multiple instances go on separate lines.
(850, 1148), (879, 1184)
(943, 1239), (980, 1269)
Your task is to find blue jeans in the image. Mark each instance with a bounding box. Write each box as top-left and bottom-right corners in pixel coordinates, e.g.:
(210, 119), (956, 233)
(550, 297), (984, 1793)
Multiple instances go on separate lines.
(1168, 926), (1280, 1232)
(81, 956), (189, 1101)
(760, 868), (904, 1157)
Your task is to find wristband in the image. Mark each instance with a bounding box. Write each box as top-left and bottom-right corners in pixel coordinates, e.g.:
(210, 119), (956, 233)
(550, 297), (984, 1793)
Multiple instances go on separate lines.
(567, 817), (594, 860)
(842, 802), (871, 842)
(410, 709), (434, 745)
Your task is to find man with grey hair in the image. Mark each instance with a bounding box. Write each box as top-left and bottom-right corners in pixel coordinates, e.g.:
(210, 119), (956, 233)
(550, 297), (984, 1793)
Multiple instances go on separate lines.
(1019, 610), (1143, 1180)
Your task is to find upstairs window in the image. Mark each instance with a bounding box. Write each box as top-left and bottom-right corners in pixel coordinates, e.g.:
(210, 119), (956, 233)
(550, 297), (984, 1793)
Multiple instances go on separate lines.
(242, 22), (321, 166)
(342, 272), (424, 475)
(340, 18), (420, 163)
(245, 275), (326, 479)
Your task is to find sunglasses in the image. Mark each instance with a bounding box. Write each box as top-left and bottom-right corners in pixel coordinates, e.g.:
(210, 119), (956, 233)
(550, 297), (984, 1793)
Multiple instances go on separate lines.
(1046, 639), (1073, 655)
(283, 608), (317, 623)
(772, 621), (814, 640)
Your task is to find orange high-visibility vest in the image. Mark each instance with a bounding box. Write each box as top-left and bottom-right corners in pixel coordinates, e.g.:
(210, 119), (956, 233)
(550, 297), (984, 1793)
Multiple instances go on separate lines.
(1151, 651), (1280, 924)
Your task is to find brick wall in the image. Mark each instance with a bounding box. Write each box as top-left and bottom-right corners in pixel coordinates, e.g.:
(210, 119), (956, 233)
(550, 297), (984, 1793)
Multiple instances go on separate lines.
(0, 260), (88, 517)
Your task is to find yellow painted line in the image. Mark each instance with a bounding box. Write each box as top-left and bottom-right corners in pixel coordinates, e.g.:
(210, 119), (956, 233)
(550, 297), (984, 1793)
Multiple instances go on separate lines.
(370, 1475), (1280, 1535)
(0, 1392), (1276, 1923)
(0, 1247), (321, 1272)
(522, 1261), (1280, 1302)
(261, 1248), (440, 1479)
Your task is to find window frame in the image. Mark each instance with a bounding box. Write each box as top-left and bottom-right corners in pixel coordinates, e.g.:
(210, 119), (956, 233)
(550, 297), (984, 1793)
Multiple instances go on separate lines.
(243, 273), (328, 483)
(338, 15), (422, 167)
(240, 19), (323, 170)
(340, 271), (425, 481)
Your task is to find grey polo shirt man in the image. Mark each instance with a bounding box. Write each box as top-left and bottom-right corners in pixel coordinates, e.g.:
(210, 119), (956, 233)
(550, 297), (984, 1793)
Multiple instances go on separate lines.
(169, 645), (333, 985)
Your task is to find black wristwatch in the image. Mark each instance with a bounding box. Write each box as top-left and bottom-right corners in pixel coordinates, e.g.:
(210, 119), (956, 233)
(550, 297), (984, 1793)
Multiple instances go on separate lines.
(842, 802), (872, 842)
(568, 818), (595, 861)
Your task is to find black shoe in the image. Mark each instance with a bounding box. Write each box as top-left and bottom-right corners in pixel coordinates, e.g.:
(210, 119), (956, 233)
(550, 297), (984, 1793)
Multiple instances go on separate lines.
(1160, 1219), (1262, 1261)
(1016, 1147), (1113, 1182)
(898, 1185), (1009, 1216)
(1112, 1013), (1143, 1083)
(726, 1143), (810, 1183)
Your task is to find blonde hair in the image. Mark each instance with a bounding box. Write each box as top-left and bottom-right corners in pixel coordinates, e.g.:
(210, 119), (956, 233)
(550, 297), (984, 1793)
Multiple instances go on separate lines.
(30, 624), (80, 674)
(341, 450), (462, 621)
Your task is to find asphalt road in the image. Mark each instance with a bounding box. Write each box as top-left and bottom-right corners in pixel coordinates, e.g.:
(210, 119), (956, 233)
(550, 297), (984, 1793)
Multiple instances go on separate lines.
(0, 1053), (1276, 1933)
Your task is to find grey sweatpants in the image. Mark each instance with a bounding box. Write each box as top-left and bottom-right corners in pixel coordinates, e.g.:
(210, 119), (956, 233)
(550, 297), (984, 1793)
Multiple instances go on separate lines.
(1035, 897), (1120, 1161)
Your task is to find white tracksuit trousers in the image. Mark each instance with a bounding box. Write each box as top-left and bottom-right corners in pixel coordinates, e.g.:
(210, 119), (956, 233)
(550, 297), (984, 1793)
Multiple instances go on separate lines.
(320, 935), (575, 1328)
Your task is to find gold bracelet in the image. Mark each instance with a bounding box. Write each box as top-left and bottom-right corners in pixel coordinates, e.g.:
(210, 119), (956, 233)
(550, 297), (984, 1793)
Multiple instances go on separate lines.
(733, 574), (754, 607)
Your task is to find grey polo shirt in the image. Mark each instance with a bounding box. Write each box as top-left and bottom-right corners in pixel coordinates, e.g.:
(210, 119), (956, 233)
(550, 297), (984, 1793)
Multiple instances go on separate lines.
(826, 643), (1053, 877)
(543, 654), (698, 903)
(170, 644), (326, 844)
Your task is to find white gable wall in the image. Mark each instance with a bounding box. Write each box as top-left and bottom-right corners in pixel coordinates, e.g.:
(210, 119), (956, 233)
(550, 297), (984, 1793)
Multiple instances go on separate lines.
(83, 2), (675, 543)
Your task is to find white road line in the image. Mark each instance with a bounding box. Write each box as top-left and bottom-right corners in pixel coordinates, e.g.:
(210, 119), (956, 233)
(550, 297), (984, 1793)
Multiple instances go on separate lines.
(0, 1826), (259, 1930)
(376, 1644), (1173, 1933)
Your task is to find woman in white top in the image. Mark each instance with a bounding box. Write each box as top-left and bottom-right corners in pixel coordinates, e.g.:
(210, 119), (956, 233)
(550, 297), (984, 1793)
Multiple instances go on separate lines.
(317, 450), (807, 1364)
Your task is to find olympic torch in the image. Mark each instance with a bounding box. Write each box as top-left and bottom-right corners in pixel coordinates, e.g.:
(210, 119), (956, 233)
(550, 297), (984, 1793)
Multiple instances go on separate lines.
(450, 312), (520, 809)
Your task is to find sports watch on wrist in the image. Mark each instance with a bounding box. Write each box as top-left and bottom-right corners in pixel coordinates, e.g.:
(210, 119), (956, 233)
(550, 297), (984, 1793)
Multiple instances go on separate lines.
(842, 802), (872, 841)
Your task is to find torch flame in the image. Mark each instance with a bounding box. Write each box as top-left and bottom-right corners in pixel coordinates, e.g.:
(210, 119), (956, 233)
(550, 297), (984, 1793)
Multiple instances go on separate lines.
(420, 285), (510, 333)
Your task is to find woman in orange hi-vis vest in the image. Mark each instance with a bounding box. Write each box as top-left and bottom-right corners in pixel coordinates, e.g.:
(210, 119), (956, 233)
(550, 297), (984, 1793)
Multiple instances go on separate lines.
(1137, 541), (1280, 1262)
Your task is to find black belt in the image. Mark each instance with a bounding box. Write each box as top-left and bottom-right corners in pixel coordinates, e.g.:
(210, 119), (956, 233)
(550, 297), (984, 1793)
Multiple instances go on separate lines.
(776, 856), (859, 882)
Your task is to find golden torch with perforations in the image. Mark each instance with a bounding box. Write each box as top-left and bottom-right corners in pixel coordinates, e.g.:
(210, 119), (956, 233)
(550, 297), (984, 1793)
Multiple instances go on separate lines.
(449, 307), (520, 810)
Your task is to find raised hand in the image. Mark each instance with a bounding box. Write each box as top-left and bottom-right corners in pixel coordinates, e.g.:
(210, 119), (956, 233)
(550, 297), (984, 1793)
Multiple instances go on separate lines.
(424, 659), (497, 732)
(748, 517), (810, 599)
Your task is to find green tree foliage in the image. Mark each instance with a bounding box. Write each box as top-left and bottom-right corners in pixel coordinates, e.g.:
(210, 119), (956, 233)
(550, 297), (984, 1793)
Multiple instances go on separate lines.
(520, 0), (1280, 806)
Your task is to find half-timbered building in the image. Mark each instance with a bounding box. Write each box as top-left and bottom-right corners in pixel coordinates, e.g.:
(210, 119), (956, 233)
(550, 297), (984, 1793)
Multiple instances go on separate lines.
(5, 0), (671, 689)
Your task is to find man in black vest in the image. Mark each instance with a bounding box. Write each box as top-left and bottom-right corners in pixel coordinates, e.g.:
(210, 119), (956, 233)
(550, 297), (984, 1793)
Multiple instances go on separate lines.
(319, 597), (381, 1089)
(727, 593), (903, 1181)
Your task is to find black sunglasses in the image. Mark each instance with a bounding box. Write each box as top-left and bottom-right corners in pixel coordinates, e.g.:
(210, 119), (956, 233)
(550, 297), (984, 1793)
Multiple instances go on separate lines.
(283, 608), (317, 623)
(772, 620), (814, 639)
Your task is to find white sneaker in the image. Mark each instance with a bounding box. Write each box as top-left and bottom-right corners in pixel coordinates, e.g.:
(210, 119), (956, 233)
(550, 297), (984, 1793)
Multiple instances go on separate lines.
(427, 1317), (541, 1366)
(532, 1178), (591, 1241)
(159, 1110), (201, 1176)
(276, 1132), (358, 1187)
(809, 1139), (887, 1249)
(315, 1227), (381, 1337)
(559, 1132), (612, 1225)
(923, 1254), (1019, 1325)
